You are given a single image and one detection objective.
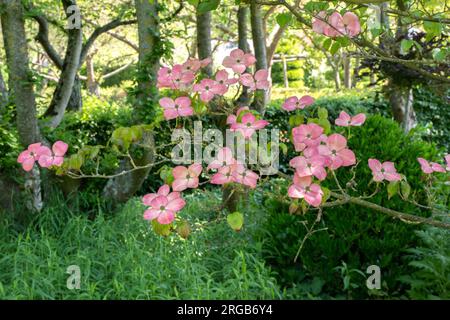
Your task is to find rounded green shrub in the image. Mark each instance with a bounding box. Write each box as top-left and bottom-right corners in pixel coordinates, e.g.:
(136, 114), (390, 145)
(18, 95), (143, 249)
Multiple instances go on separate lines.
(259, 114), (446, 299)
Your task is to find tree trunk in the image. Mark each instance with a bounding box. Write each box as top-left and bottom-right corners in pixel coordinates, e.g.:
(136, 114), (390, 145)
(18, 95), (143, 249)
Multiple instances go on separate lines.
(343, 53), (351, 89)
(86, 54), (100, 96)
(352, 57), (359, 88)
(388, 82), (416, 133)
(237, 5), (251, 106)
(250, 1), (268, 114)
(196, 10), (213, 77)
(1, 0), (42, 212)
(66, 76), (82, 111)
(102, 0), (159, 204)
(0, 69), (8, 108)
(43, 0), (82, 128)
(333, 66), (341, 90)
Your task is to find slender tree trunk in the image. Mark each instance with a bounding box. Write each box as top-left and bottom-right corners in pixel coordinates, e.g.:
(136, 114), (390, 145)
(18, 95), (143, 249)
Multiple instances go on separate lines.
(333, 65), (341, 90)
(0, 69), (8, 108)
(196, 10), (213, 77)
(343, 53), (351, 89)
(250, 1), (268, 114)
(86, 54), (100, 96)
(1, 0), (42, 211)
(237, 5), (251, 106)
(352, 57), (359, 88)
(43, 0), (82, 128)
(388, 81), (416, 133)
(102, 0), (159, 204)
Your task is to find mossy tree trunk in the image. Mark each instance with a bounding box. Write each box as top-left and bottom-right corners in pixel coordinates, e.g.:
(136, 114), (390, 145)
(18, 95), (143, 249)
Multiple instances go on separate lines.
(102, 0), (159, 204)
(1, 0), (42, 211)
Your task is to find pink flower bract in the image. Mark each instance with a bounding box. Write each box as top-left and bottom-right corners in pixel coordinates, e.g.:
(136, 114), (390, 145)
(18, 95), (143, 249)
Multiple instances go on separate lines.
(368, 159), (402, 182)
(172, 163), (203, 192)
(335, 111), (366, 127)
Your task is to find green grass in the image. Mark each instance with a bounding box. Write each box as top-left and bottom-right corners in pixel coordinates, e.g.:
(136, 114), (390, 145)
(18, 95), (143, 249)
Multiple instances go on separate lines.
(0, 190), (282, 300)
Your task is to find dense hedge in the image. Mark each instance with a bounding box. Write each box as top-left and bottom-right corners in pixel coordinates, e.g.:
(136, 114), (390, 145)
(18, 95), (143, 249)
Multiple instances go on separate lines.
(258, 114), (445, 299)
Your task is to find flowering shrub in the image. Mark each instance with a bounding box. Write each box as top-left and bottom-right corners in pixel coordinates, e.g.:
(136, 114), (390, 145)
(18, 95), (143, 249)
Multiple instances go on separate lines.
(16, 12), (450, 236)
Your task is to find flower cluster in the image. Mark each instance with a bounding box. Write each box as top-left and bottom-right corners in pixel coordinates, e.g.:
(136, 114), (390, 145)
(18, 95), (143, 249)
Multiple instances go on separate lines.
(226, 107), (269, 139)
(157, 49), (270, 120)
(17, 141), (68, 172)
(208, 147), (259, 189)
(312, 11), (361, 38)
(288, 122), (357, 206)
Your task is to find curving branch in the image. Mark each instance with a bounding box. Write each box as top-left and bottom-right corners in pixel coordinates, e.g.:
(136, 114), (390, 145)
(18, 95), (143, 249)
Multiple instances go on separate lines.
(79, 19), (137, 66)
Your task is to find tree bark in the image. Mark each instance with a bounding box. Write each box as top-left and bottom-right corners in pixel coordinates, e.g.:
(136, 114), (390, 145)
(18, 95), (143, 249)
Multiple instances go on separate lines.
(388, 82), (416, 133)
(1, 0), (42, 211)
(43, 0), (82, 128)
(196, 10), (213, 77)
(237, 6), (251, 106)
(0, 69), (8, 108)
(86, 54), (100, 96)
(102, 0), (159, 204)
(250, 1), (268, 114)
(343, 53), (351, 89)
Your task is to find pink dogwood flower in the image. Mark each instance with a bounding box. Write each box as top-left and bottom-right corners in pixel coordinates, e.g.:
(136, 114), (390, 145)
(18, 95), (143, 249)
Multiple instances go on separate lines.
(292, 123), (324, 151)
(159, 96), (193, 120)
(368, 159), (402, 182)
(232, 163), (259, 189)
(445, 154), (450, 171)
(222, 49), (256, 74)
(170, 64), (195, 90)
(312, 11), (361, 38)
(239, 70), (270, 91)
(282, 95), (315, 111)
(417, 158), (446, 174)
(226, 107), (250, 128)
(210, 165), (235, 185)
(143, 184), (185, 225)
(172, 163), (203, 192)
(231, 112), (269, 139)
(193, 79), (223, 102)
(17, 143), (48, 172)
(288, 174), (323, 207)
(318, 133), (356, 170)
(215, 70), (238, 95)
(38, 141), (69, 168)
(335, 111), (366, 127)
(208, 147), (236, 170)
(289, 155), (327, 181)
(182, 58), (201, 73)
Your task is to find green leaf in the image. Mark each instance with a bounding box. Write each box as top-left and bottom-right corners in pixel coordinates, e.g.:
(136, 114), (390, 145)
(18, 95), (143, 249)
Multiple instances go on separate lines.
(322, 38), (332, 51)
(387, 181), (399, 199)
(423, 21), (442, 40)
(197, 0), (220, 13)
(276, 13), (292, 28)
(318, 107), (329, 120)
(151, 220), (171, 237)
(330, 42), (341, 55)
(400, 39), (414, 55)
(279, 143), (288, 156)
(432, 48), (447, 62)
(68, 154), (84, 171)
(321, 187), (331, 204)
(400, 181), (411, 199)
(227, 211), (244, 231)
(289, 114), (304, 127)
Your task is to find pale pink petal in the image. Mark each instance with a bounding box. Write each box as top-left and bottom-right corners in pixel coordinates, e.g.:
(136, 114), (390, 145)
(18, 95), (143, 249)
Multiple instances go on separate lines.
(159, 97), (175, 109)
(158, 185), (170, 196)
(157, 210), (175, 224)
(143, 209), (159, 221)
(52, 141), (68, 157)
(351, 113), (366, 126)
(166, 198), (186, 212)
